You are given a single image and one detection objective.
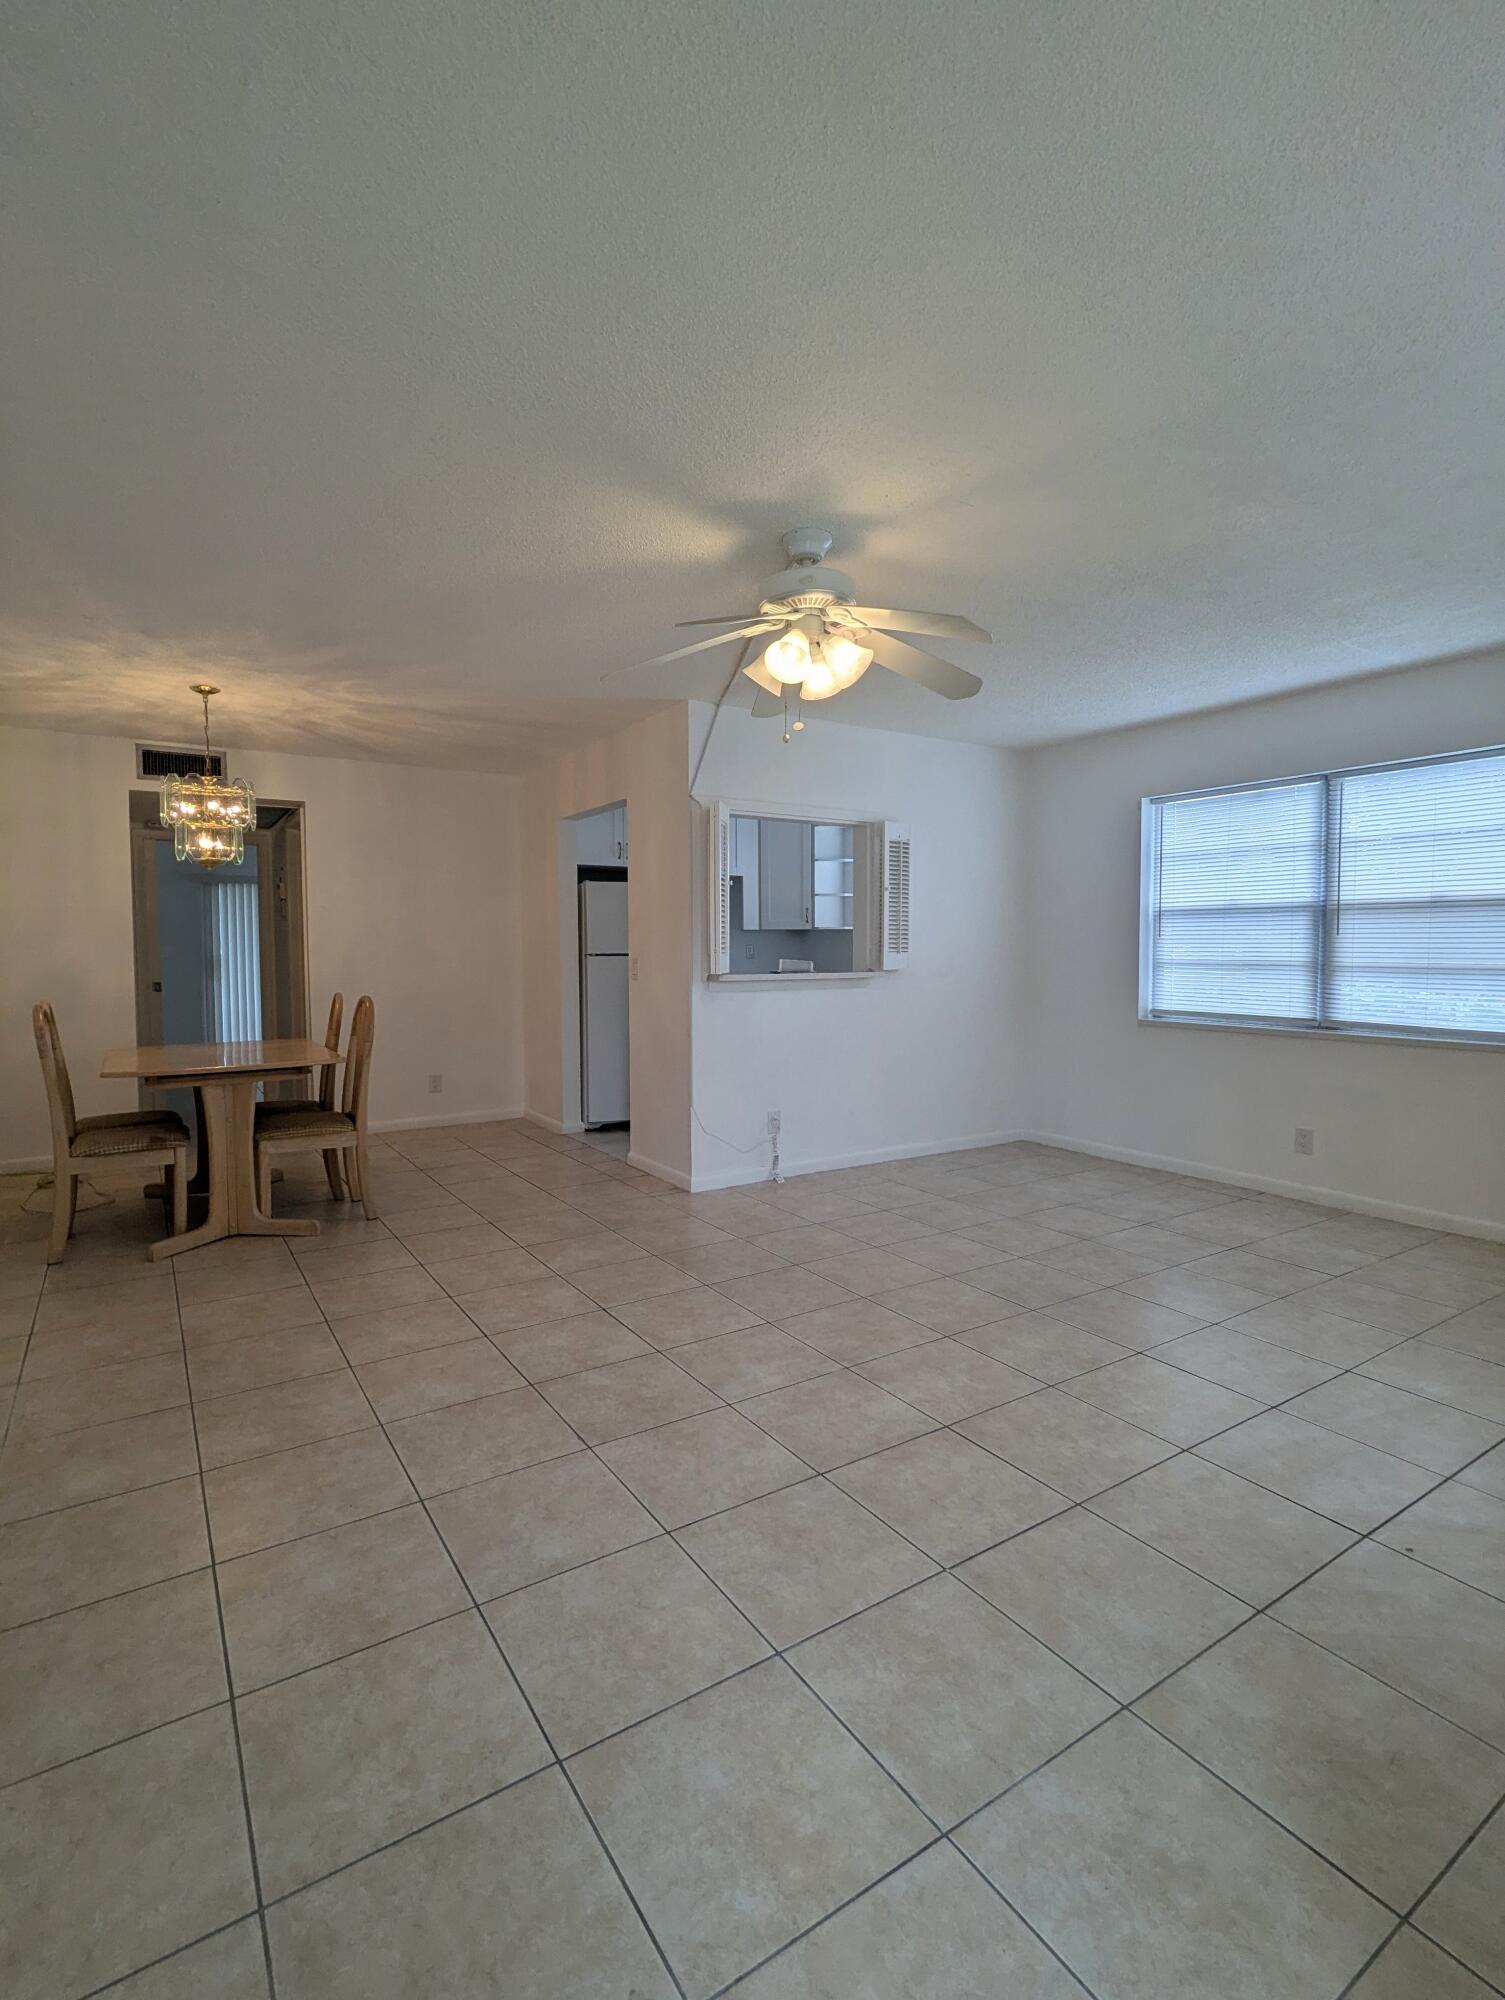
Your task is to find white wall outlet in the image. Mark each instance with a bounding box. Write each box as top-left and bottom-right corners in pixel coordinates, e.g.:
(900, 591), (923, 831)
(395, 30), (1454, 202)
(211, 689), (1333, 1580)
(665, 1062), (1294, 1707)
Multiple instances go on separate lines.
(1294, 1127), (1314, 1156)
(629, 955), (639, 982)
(766, 1110), (781, 1137)
(428, 1073), (443, 1095)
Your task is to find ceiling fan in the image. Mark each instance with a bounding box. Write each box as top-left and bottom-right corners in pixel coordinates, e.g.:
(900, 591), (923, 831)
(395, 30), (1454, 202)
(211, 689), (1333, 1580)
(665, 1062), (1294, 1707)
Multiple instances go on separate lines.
(632, 528), (991, 733)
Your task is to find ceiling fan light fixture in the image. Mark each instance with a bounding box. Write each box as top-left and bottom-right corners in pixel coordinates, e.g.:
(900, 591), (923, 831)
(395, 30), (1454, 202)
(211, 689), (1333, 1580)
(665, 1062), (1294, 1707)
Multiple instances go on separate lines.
(762, 628), (810, 684)
(761, 612), (825, 686)
(817, 631), (873, 691)
(800, 654), (840, 700)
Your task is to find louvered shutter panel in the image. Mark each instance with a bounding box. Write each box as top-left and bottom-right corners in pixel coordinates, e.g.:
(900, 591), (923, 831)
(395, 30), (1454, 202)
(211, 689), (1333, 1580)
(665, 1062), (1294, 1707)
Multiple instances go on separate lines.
(880, 821), (911, 970)
(707, 802), (731, 975)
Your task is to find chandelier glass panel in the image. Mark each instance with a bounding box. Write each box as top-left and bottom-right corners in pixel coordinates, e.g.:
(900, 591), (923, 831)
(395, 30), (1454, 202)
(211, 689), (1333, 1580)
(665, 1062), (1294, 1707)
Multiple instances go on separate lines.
(159, 683), (256, 866)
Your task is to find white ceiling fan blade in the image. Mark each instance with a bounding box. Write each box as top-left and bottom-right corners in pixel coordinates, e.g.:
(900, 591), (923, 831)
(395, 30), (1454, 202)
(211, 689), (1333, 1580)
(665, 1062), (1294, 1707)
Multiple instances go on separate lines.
(865, 629), (983, 701)
(742, 654), (783, 696)
(629, 621), (779, 669)
(837, 605), (992, 643)
(750, 684), (787, 719)
(675, 614), (765, 627)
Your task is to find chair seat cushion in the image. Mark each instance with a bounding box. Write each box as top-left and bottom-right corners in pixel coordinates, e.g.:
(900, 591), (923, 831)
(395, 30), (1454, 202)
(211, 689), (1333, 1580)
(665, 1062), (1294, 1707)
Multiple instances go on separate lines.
(77, 1109), (190, 1136)
(72, 1115), (188, 1158)
(255, 1108), (354, 1140)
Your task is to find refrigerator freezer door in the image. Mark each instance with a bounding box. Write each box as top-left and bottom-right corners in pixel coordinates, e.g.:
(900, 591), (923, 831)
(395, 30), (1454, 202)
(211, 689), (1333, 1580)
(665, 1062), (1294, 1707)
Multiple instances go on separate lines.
(583, 953), (630, 1124)
(581, 878), (629, 956)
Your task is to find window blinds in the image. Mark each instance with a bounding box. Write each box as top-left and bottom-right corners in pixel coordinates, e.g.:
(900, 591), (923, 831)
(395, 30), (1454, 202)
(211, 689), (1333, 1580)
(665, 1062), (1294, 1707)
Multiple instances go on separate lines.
(1143, 746), (1505, 1042)
(1327, 753), (1505, 1036)
(1148, 779), (1325, 1025)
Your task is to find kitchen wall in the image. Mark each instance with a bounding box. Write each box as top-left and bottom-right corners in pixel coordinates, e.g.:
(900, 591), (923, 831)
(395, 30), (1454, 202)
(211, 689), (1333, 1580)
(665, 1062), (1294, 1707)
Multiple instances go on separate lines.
(0, 726), (525, 1167)
(689, 703), (1028, 1188)
(517, 704), (693, 1183)
(1022, 650), (1505, 1233)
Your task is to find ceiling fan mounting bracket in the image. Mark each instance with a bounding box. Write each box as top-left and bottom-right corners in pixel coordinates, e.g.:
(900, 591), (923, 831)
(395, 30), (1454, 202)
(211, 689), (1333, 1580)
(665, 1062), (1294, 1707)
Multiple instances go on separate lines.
(781, 527), (833, 565)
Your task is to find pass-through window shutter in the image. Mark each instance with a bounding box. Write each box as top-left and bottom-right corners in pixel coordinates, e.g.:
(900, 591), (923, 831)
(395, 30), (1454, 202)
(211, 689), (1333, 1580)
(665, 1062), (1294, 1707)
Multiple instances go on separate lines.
(880, 821), (912, 970)
(707, 802), (731, 976)
(1147, 779), (1325, 1024)
(1326, 750), (1505, 1036)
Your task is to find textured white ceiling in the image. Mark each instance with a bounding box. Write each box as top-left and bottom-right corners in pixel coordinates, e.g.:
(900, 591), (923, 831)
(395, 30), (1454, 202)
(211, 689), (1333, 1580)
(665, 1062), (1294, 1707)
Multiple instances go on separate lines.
(3, 0), (1502, 770)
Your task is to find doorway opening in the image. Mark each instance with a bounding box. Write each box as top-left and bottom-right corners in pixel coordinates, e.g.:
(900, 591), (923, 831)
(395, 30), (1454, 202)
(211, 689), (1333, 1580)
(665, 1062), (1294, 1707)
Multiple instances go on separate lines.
(574, 804), (629, 1141)
(128, 791), (310, 1135)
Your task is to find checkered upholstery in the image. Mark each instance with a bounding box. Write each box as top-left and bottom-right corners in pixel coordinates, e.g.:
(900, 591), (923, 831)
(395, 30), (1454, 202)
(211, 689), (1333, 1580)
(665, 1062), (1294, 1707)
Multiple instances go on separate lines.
(255, 1108), (354, 1140)
(72, 1111), (188, 1157)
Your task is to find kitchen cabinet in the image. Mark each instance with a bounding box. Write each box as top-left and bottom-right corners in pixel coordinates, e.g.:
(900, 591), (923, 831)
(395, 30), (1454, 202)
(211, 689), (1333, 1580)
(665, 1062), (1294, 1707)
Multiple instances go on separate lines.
(731, 814), (761, 929)
(576, 807), (628, 866)
(759, 817), (814, 928)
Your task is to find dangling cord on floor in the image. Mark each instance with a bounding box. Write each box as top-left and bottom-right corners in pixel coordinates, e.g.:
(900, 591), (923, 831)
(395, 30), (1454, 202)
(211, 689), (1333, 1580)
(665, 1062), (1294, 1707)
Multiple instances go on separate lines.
(20, 1173), (115, 1214)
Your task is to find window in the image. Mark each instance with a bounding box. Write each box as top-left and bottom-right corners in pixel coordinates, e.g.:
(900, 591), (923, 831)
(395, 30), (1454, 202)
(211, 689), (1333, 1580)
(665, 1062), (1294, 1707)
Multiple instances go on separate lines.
(704, 806), (911, 979)
(1140, 746), (1505, 1044)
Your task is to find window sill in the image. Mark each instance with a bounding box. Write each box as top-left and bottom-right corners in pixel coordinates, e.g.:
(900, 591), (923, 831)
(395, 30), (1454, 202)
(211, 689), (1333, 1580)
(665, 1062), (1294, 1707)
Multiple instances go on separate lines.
(1138, 1015), (1504, 1053)
(707, 972), (879, 987)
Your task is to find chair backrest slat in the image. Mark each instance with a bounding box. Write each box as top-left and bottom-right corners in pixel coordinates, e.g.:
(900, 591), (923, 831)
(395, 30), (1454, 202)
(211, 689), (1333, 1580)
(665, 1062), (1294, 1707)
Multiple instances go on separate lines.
(320, 991), (344, 1112)
(342, 995), (375, 1127)
(32, 1002), (78, 1152)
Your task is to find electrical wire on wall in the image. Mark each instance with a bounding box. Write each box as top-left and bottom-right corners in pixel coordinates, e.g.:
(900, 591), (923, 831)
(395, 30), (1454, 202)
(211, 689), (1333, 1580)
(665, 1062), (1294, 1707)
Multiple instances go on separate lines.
(690, 1104), (784, 1185)
(687, 636), (753, 802)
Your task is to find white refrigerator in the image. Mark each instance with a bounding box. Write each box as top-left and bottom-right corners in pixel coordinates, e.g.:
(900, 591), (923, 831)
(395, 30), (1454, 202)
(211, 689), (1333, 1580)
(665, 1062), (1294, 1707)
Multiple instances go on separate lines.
(580, 879), (630, 1125)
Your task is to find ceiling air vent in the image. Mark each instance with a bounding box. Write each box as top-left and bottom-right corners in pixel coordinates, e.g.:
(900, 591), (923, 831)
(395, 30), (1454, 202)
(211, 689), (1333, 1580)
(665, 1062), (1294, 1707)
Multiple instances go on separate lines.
(136, 742), (226, 780)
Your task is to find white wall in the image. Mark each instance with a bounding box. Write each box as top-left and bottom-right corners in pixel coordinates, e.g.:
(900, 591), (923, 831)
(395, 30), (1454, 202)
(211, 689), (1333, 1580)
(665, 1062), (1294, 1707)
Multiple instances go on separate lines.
(8, 652), (1500, 1230)
(518, 705), (693, 1184)
(0, 726), (524, 1166)
(689, 705), (1029, 1188)
(1023, 652), (1505, 1233)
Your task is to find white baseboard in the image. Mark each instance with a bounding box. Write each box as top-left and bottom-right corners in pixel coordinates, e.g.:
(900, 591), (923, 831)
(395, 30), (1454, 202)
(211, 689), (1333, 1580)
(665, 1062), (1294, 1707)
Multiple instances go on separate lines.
(1020, 1129), (1505, 1244)
(522, 1107), (587, 1136)
(689, 1129), (1028, 1194)
(629, 1148), (693, 1189)
(0, 1155), (50, 1178)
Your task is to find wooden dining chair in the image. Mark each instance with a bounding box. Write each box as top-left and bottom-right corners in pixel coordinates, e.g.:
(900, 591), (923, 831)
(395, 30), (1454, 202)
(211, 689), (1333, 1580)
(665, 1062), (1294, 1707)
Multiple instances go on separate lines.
(254, 994), (377, 1219)
(33, 1001), (190, 1263)
(267, 992), (345, 1197)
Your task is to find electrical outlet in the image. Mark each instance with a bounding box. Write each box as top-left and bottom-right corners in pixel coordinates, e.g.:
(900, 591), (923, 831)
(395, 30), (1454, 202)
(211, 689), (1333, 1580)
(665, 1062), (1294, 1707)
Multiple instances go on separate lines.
(629, 955), (639, 982)
(766, 1110), (781, 1138)
(1294, 1127), (1314, 1156)
(428, 1073), (443, 1095)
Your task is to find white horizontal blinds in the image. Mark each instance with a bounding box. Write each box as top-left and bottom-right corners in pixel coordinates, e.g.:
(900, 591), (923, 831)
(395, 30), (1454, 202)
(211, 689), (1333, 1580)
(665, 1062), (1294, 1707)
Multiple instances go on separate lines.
(1150, 780), (1325, 1023)
(1326, 750), (1505, 1036)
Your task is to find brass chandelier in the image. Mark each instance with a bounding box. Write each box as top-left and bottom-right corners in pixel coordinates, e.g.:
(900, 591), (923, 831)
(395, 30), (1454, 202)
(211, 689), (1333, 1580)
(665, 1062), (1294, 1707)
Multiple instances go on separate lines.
(159, 683), (255, 866)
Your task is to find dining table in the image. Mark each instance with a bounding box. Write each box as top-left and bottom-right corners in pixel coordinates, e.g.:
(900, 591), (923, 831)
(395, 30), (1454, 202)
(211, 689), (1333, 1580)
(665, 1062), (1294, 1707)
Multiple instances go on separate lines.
(99, 1038), (344, 1260)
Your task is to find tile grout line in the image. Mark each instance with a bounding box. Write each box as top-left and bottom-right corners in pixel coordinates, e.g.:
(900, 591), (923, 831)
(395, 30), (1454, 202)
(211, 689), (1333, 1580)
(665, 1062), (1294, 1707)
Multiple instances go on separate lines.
(167, 1252), (282, 2000)
(305, 1269), (694, 2000)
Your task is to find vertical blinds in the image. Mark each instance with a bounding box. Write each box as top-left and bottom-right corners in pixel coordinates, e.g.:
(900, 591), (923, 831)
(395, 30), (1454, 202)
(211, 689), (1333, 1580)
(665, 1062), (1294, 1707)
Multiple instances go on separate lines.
(209, 879), (263, 1043)
(1144, 746), (1505, 1040)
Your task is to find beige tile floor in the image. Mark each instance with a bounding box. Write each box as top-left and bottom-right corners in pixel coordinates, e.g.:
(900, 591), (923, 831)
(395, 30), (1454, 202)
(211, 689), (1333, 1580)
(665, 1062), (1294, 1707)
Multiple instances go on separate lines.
(2, 1127), (1505, 1999)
